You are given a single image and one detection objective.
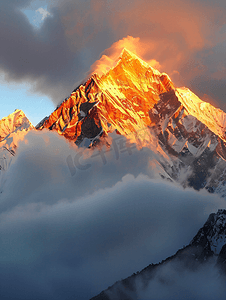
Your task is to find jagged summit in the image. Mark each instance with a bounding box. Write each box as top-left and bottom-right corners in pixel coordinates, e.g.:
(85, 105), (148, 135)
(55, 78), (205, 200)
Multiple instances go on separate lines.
(100, 47), (173, 94)
(115, 48), (154, 71)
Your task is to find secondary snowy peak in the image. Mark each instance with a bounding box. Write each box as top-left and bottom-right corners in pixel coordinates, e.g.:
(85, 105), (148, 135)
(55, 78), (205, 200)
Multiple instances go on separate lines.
(0, 109), (32, 142)
(0, 110), (33, 172)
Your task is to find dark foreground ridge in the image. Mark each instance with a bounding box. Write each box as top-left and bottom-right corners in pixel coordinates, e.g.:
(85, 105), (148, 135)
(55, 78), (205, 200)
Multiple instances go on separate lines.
(91, 209), (226, 300)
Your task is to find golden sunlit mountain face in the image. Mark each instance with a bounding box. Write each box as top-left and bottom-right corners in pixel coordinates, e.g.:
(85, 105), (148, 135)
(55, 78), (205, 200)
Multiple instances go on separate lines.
(0, 109), (33, 148)
(0, 109), (32, 142)
(0, 110), (33, 169)
(36, 46), (226, 160)
(37, 49), (174, 146)
(97, 49), (174, 135)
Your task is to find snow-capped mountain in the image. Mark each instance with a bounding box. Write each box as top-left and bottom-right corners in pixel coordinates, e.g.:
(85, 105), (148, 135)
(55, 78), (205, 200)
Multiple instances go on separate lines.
(34, 49), (226, 196)
(36, 49), (226, 144)
(2, 50), (226, 196)
(90, 209), (226, 300)
(1, 50), (226, 195)
(1, 50), (226, 198)
(0, 109), (32, 142)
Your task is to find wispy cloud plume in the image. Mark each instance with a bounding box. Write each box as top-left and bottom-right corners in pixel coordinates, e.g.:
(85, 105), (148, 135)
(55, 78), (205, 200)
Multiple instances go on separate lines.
(36, 7), (51, 21)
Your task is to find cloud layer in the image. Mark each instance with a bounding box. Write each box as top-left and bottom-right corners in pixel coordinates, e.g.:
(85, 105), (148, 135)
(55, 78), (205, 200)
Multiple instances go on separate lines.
(0, 130), (226, 299)
(1, 0), (226, 110)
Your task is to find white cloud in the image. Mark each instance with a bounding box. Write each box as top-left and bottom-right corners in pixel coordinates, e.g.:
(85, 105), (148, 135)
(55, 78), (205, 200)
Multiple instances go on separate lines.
(36, 7), (51, 21)
(0, 130), (226, 299)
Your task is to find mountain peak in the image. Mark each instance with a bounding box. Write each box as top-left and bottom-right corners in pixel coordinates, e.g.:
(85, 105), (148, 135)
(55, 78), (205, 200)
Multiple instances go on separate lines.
(120, 48), (139, 60)
(0, 109), (32, 143)
(109, 47), (159, 77)
(119, 48), (150, 67)
(37, 48), (175, 144)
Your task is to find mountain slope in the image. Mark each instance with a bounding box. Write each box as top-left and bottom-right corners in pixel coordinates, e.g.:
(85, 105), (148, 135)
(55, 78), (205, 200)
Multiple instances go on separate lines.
(176, 88), (226, 143)
(148, 89), (222, 190)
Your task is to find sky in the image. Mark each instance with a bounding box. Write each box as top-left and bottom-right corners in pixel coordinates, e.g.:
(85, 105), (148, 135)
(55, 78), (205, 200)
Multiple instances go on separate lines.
(1, 0), (226, 125)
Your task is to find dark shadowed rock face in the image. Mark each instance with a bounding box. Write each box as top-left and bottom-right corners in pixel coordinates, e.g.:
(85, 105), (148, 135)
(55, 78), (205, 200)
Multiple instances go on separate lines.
(90, 210), (226, 300)
(217, 244), (226, 274)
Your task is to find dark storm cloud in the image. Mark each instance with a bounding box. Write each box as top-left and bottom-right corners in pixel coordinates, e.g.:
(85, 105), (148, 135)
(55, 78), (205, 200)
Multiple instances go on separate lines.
(0, 0), (85, 103)
(0, 130), (226, 299)
(1, 0), (226, 109)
